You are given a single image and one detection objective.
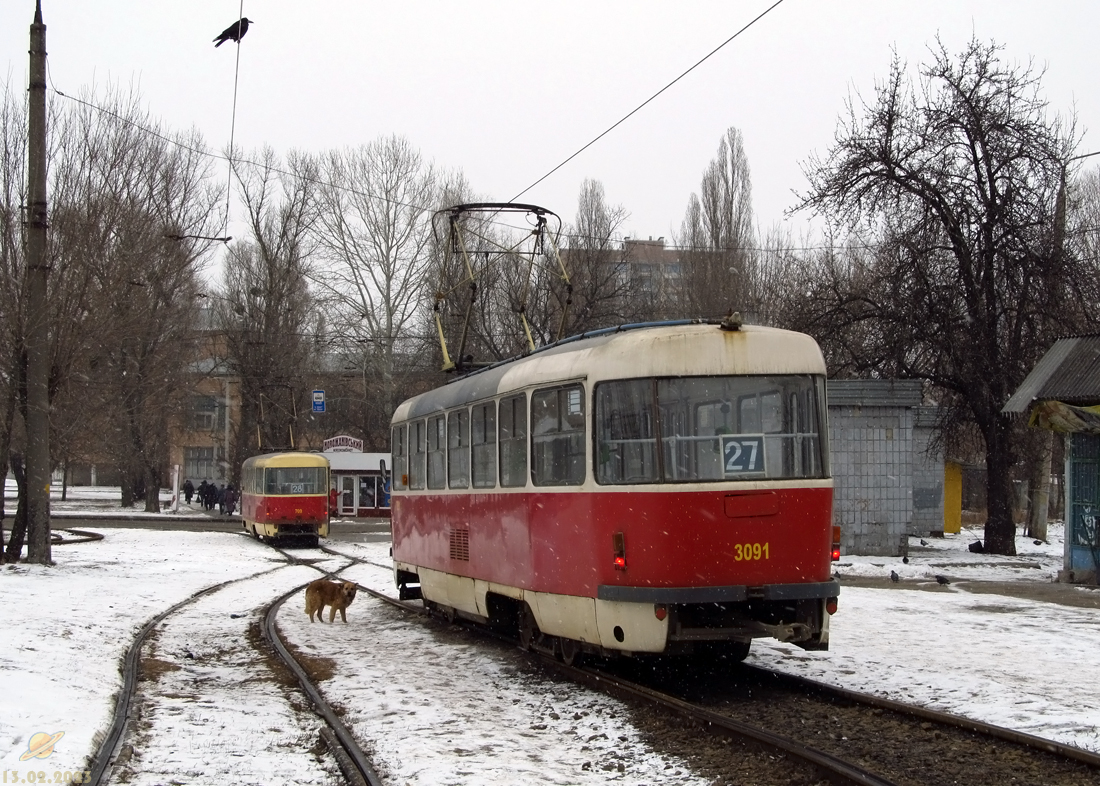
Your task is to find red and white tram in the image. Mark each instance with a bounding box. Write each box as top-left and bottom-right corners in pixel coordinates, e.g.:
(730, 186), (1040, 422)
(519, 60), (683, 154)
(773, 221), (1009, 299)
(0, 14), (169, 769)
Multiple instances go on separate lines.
(390, 320), (839, 661)
(240, 451), (330, 546)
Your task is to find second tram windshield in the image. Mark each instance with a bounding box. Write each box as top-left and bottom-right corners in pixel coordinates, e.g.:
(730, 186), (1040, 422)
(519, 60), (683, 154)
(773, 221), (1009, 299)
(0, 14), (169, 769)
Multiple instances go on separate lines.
(595, 375), (827, 484)
(264, 466), (327, 495)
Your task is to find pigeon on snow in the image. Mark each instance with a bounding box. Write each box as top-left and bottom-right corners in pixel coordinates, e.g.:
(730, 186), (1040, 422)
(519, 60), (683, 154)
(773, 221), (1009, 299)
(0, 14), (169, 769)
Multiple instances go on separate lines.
(920, 539), (929, 546)
(890, 570), (900, 583)
(935, 575), (951, 586)
(902, 556), (910, 564)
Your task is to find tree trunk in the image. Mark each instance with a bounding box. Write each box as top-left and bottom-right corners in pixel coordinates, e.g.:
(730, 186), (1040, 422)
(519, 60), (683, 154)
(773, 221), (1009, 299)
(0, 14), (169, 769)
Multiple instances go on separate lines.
(144, 465), (161, 513)
(120, 471), (135, 508)
(4, 453), (28, 563)
(983, 418), (1018, 555)
(1026, 431), (1052, 542)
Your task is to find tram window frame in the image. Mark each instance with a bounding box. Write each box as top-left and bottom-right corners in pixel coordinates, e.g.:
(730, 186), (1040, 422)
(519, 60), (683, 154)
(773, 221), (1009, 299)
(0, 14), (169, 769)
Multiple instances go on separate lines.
(499, 392), (528, 487)
(391, 424), (407, 490)
(594, 379), (658, 485)
(448, 408), (470, 489)
(408, 419), (427, 490)
(595, 375), (827, 484)
(471, 401), (497, 488)
(426, 414), (446, 489)
(531, 384), (586, 486)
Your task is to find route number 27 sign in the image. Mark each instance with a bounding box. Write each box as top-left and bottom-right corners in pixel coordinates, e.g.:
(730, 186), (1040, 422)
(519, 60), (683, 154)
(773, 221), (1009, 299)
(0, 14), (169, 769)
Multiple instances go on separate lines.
(722, 435), (764, 475)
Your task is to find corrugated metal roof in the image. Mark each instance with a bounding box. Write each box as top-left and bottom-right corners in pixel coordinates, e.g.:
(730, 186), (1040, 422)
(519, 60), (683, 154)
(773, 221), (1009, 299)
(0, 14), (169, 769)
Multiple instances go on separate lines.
(1003, 335), (1100, 413)
(826, 379), (922, 408)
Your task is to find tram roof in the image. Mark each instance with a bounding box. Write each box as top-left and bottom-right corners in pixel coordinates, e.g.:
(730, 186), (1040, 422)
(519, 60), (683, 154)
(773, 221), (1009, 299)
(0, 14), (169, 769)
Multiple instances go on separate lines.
(241, 451), (330, 469)
(393, 322), (825, 422)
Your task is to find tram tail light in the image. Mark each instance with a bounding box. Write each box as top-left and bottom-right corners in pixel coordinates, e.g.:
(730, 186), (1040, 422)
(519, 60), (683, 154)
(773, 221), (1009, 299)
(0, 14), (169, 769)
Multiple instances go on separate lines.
(612, 531), (626, 570)
(654, 604), (667, 621)
(826, 597), (838, 615)
(831, 525), (841, 561)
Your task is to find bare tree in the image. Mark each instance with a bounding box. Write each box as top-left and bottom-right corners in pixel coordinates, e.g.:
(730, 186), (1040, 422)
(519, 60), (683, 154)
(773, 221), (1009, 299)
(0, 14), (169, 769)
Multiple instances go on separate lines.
(677, 127), (756, 318)
(218, 147), (320, 471)
(796, 37), (1088, 555)
(558, 178), (634, 333)
(311, 136), (437, 443)
(56, 89), (220, 510)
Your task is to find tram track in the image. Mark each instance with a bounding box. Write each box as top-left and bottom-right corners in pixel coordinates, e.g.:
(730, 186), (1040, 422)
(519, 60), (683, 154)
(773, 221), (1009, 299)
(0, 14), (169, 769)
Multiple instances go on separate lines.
(84, 538), (387, 786)
(321, 545), (895, 784)
(582, 656), (1100, 786)
(739, 663), (1100, 771)
(322, 542), (1100, 786)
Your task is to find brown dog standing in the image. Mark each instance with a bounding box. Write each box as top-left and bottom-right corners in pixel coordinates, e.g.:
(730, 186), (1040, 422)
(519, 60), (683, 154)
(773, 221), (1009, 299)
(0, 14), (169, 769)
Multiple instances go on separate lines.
(304, 579), (358, 623)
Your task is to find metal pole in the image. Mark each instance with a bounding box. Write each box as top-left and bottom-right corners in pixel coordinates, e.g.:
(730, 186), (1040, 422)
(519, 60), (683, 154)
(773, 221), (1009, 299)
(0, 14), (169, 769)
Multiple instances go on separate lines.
(224, 376), (231, 479)
(25, 0), (51, 563)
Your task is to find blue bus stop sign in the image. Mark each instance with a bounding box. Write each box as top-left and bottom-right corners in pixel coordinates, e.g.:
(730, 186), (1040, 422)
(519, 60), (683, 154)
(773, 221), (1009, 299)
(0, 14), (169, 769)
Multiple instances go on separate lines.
(312, 390), (325, 413)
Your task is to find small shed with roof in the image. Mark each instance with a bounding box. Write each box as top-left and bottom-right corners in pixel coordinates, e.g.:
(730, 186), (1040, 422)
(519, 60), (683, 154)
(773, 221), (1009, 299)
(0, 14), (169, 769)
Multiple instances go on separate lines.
(1003, 334), (1100, 582)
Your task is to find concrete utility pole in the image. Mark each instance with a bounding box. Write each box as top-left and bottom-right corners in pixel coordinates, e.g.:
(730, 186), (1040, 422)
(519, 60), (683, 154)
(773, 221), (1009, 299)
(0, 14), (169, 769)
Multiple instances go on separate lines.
(25, 0), (51, 563)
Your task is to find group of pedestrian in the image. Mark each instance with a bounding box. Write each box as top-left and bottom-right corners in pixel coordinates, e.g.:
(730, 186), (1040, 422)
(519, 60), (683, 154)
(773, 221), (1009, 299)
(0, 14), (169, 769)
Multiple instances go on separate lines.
(184, 479), (238, 515)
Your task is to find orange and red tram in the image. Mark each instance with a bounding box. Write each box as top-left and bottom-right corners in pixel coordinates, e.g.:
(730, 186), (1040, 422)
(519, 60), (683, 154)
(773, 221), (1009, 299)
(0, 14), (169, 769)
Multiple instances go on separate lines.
(240, 451), (330, 545)
(389, 320), (840, 662)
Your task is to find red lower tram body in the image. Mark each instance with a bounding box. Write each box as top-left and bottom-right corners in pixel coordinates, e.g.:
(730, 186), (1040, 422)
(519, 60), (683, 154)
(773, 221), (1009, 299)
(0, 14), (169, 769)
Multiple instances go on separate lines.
(241, 492), (329, 542)
(392, 484), (837, 656)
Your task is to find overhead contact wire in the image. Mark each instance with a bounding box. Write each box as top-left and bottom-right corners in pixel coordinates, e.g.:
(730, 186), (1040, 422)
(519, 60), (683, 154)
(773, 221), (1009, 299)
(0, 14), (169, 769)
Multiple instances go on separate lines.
(510, 0), (787, 201)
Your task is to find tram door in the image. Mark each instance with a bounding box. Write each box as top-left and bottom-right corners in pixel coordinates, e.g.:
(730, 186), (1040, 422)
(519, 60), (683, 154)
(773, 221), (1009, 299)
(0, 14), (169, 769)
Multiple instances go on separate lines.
(340, 475), (356, 516)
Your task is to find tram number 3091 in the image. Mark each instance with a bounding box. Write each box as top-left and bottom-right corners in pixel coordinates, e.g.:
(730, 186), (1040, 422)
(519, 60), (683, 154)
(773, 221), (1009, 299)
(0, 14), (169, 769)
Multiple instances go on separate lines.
(733, 542), (770, 561)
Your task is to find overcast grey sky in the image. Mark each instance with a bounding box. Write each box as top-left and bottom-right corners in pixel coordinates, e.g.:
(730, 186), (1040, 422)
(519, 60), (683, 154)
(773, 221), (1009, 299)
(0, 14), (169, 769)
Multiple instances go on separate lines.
(3, 1), (1098, 252)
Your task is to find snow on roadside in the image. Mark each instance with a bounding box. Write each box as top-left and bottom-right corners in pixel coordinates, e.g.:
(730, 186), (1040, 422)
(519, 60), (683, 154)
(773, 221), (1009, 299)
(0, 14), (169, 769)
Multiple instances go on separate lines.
(833, 523), (1067, 583)
(0, 531), (282, 773)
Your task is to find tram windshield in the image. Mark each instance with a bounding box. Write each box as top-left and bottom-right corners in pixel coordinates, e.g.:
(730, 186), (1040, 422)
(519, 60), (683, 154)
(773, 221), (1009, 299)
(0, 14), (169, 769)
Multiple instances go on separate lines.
(264, 466), (327, 495)
(595, 375), (827, 484)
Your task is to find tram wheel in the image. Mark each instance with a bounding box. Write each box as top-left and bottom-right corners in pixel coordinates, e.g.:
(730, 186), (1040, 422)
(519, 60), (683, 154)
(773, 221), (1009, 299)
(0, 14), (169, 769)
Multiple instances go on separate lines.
(559, 636), (581, 667)
(518, 605), (538, 651)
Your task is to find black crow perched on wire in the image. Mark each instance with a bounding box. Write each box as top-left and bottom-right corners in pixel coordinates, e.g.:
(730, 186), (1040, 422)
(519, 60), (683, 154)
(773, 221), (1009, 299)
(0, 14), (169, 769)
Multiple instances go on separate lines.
(214, 18), (252, 47)
(890, 570), (900, 583)
(935, 575), (951, 586)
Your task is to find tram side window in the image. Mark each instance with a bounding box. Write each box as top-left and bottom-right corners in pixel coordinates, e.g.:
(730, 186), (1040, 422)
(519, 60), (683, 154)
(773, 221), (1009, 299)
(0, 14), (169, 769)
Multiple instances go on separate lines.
(595, 380), (657, 484)
(409, 419), (427, 490)
(448, 408), (470, 489)
(391, 424), (407, 490)
(499, 393), (527, 487)
(471, 402), (497, 488)
(532, 384), (586, 486)
(427, 414), (446, 490)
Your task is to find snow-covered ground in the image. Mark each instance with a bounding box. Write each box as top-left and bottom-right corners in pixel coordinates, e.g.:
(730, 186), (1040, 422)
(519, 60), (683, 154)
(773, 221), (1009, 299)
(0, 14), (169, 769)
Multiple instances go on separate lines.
(1, 491), (1098, 784)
